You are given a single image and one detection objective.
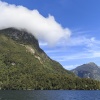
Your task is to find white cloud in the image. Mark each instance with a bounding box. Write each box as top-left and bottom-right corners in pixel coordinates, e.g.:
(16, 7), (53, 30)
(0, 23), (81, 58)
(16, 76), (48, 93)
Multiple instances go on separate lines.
(45, 34), (100, 62)
(64, 64), (79, 70)
(39, 42), (47, 46)
(38, 28), (100, 69)
(65, 36), (96, 47)
(0, 1), (71, 45)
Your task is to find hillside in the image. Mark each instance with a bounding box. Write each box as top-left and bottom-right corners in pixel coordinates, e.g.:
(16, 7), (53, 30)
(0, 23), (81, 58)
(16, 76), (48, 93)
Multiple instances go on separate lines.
(71, 62), (100, 81)
(0, 28), (72, 76)
(0, 28), (100, 90)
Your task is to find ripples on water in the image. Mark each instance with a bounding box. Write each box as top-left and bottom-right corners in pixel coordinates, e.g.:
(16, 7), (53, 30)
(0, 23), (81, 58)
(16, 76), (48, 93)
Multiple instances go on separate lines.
(0, 90), (100, 100)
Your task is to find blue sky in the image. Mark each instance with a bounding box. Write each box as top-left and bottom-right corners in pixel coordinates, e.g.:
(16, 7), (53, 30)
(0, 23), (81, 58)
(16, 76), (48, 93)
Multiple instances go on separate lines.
(1, 0), (100, 70)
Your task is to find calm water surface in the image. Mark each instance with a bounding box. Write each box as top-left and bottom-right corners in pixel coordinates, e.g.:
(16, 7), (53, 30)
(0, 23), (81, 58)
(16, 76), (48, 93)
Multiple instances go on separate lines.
(0, 90), (100, 100)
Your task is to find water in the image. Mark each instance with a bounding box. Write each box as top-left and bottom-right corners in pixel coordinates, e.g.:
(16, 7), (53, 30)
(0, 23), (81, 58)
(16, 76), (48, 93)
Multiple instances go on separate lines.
(0, 90), (100, 100)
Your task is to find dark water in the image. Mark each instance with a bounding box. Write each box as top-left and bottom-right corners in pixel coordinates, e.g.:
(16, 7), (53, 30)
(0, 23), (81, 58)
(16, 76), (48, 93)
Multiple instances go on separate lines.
(0, 90), (100, 100)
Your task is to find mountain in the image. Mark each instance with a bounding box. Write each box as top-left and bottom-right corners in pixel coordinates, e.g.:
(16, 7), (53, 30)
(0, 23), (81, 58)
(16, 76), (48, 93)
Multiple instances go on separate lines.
(0, 28), (100, 90)
(0, 28), (72, 75)
(71, 62), (100, 81)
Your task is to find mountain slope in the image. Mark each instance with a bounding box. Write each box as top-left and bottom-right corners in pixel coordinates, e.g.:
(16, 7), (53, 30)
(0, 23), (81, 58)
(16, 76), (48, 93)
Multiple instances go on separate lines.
(71, 62), (100, 81)
(0, 28), (100, 90)
(0, 28), (75, 89)
(0, 28), (73, 75)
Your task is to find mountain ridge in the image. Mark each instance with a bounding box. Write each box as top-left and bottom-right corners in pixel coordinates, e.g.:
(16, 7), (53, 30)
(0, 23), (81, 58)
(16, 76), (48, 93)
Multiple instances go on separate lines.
(0, 28), (73, 75)
(0, 28), (100, 90)
(71, 62), (100, 81)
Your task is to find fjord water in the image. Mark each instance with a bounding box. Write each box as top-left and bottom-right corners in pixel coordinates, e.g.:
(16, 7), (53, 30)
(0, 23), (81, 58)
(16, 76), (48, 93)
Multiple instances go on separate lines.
(0, 90), (100, 100)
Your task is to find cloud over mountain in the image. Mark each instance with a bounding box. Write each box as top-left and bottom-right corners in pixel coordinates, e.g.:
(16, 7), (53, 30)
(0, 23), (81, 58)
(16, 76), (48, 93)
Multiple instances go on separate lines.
(0, 1), (71, 45)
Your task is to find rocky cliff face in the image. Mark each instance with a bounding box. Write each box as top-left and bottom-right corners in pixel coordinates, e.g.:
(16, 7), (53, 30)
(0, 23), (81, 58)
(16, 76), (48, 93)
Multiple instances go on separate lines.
(71, 62), (100, 81)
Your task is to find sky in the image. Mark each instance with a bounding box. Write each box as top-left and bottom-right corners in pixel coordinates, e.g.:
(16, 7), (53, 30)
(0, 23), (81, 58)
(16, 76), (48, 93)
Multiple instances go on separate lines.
(1, 0), (100, 70)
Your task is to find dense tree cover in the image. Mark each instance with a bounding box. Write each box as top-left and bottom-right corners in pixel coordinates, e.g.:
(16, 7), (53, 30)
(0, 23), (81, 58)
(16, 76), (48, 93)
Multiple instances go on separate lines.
(0, 72), (100, 90)
(0, 28), (100, 90)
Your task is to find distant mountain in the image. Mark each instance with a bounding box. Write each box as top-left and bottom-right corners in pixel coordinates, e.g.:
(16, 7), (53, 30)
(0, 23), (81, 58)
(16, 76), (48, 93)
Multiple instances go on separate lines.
(0, 28), (100, 90)
(71, 62), (100, 81)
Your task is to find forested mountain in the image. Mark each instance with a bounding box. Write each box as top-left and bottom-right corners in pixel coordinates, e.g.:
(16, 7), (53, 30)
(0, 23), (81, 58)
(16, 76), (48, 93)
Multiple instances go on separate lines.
(0, 28), (100, 90)
(71, 62), (100, 81)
